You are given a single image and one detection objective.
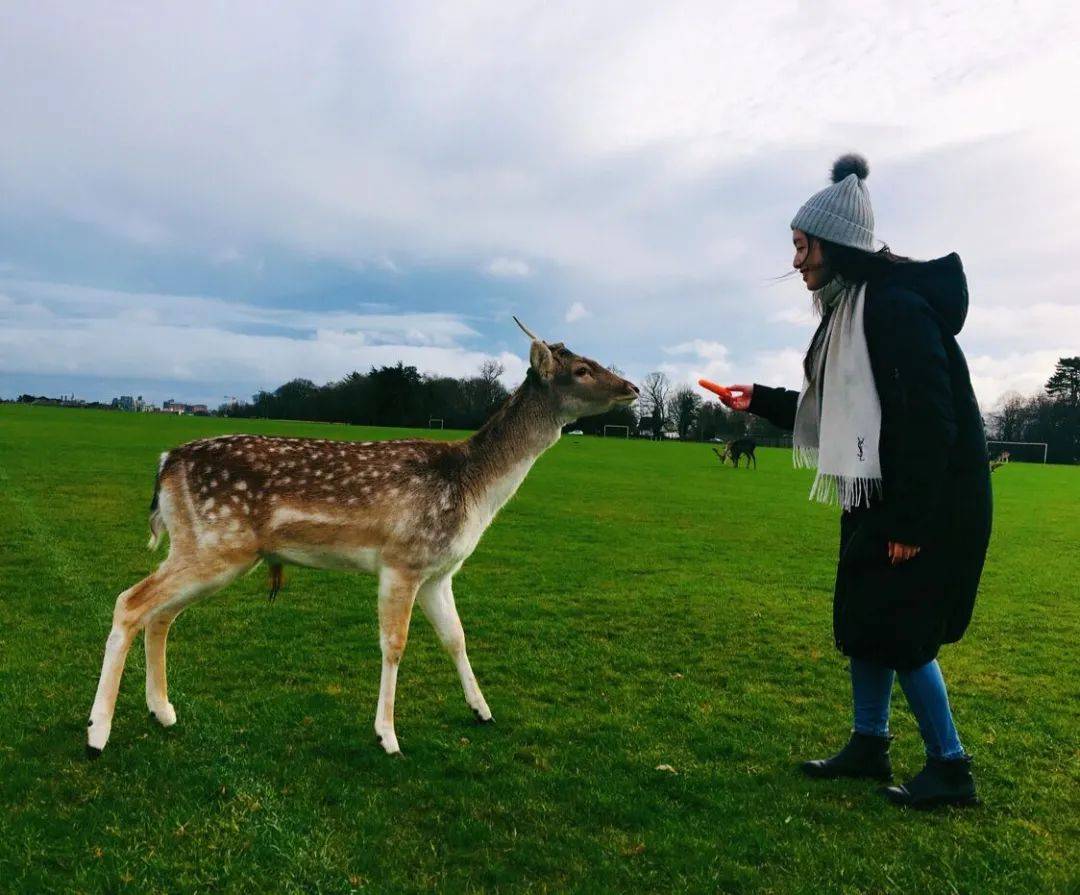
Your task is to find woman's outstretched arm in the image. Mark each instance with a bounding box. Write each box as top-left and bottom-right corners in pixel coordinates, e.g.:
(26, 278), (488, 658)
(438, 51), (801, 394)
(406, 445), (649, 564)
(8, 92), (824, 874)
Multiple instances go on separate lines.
(739, 383), (799, 432)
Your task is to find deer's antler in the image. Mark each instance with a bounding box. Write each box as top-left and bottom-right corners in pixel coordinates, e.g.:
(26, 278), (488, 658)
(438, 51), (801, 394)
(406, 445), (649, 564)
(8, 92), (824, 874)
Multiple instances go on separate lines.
(512, 316), (540, 341)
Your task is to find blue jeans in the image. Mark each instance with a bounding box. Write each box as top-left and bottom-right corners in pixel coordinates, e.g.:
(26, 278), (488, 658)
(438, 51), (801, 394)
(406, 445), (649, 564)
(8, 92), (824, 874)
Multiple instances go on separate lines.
(850, 657), (966, 760)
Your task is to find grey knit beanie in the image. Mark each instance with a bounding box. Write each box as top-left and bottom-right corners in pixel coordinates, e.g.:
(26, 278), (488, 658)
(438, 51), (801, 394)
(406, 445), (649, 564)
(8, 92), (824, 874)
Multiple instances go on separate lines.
(791, 154), (875, 251)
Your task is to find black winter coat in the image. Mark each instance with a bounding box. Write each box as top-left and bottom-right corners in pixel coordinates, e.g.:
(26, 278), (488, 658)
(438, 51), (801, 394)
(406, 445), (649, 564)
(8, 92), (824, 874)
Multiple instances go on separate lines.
(750, 254), (992, 670)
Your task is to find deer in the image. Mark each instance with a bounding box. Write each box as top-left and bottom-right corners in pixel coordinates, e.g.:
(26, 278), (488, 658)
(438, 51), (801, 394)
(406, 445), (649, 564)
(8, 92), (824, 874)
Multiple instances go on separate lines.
(86, 319), (639, 758)
(714, 437), (757, 469)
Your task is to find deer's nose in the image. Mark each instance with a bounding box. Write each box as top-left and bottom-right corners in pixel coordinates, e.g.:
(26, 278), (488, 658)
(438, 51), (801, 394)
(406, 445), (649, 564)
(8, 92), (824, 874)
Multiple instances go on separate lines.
(626, 380), (640, 395)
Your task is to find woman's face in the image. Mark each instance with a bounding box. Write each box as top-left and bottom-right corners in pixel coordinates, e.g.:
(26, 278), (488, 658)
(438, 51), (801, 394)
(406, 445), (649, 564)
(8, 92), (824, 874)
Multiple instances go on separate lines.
(792, 229), (831, 291)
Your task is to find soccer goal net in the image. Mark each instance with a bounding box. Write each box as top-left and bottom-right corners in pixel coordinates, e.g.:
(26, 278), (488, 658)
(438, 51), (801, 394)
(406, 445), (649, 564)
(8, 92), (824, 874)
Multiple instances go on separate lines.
(603, 425), (630, 438)
(428, 418), (445, 429)
(986, 440), (1048, 463)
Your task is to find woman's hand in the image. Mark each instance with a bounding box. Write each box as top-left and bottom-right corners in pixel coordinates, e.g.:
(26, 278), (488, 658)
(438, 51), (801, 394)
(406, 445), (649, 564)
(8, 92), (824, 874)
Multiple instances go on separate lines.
(723, 384), (753, 412)
(887, 542), (921, 565)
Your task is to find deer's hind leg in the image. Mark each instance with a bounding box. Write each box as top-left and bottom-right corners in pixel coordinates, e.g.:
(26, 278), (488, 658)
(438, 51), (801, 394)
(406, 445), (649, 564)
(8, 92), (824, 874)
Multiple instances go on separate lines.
(87, 549), (255, 757)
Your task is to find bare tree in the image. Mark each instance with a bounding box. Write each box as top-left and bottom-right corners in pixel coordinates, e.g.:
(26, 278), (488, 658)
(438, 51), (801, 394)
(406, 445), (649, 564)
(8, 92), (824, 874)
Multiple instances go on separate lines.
(988, 392), (1029, 443)
(641, 372), (672, 439)
(478, 359), (505, 386)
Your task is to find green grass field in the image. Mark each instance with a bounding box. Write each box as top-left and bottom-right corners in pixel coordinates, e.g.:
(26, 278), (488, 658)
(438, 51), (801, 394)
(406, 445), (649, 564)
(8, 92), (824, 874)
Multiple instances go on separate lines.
(1, 404), (1077, 894)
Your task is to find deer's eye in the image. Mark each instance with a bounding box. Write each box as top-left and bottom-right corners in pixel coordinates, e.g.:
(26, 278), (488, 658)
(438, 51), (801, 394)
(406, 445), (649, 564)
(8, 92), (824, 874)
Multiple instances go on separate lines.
(574, 366), (589, 378)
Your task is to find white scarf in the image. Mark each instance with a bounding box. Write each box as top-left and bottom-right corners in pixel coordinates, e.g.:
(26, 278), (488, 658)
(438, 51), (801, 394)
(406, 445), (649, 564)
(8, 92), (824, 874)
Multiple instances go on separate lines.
(793, 279), (882, 511)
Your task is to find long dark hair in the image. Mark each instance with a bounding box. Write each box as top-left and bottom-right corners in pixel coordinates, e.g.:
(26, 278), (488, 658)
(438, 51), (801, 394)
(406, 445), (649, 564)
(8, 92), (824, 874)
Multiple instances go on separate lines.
(802, 238), (910, 378)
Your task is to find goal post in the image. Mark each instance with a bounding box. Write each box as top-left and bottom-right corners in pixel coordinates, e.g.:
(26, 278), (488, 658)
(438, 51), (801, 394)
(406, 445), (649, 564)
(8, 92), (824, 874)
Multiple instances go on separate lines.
(603, 424), (630, 438)
(986, 439), (1048, 463)
(428, 418), (444, 429)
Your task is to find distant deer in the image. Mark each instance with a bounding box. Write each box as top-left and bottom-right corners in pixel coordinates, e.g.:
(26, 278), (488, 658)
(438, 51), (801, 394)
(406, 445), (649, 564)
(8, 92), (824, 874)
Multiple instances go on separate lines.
(87, 320), (638, 758)
(713, 438), (757, 469)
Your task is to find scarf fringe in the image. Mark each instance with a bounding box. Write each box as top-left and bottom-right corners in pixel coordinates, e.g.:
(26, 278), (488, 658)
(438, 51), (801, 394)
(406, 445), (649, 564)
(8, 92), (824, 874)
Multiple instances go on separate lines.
(807, 472), (882, 511)
(793, 445), (818, 469)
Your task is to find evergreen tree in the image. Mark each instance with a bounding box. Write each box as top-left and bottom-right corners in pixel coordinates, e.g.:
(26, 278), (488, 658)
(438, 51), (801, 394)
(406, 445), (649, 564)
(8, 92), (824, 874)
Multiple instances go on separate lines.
(1045, 357), (1080, 407)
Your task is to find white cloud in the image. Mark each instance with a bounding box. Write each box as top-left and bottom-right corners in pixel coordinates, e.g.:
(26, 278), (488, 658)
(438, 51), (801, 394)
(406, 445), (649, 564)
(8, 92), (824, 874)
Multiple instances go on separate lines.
(0, 281), (527, 403)
(664, 339), (729, 360)
(0, 280), (478, 347)
(484, 257), (532, 278)
(564, 301), (590, 322)
(769, 306), (816, 327)
(968, 350), (1067, 410)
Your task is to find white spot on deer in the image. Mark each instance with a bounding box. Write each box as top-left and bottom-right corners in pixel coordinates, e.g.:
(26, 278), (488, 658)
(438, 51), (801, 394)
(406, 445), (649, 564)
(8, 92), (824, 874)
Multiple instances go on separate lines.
(235, 481), (248, 491)
(202, 498), (216, 512)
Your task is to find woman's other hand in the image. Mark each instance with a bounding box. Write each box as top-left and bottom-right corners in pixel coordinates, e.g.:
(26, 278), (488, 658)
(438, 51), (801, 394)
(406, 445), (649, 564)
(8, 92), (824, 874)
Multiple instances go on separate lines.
(887, 542), (921, 565)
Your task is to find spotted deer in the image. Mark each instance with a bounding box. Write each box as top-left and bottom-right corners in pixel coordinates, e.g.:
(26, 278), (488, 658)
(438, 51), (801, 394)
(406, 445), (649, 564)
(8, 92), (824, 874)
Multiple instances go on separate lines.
(87, 320), (638, 757)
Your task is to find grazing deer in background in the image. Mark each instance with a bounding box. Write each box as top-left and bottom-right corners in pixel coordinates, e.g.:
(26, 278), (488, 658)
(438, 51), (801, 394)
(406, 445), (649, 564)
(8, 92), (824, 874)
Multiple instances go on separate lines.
(719, 437), (757, 469)
(87, 320), (638, 758)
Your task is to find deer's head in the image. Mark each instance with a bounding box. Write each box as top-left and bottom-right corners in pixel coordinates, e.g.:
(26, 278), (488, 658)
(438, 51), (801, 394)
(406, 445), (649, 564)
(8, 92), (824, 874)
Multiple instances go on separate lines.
(514, 317), (639, 420)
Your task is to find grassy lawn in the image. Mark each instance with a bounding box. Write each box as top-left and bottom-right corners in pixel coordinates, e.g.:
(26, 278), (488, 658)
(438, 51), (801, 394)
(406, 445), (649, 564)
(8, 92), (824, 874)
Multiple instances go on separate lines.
(1, 404), (1077, 894)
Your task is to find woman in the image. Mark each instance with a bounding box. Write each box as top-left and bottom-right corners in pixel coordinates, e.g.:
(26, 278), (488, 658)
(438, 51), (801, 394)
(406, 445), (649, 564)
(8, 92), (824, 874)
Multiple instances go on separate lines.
(719, 155), (991, 808)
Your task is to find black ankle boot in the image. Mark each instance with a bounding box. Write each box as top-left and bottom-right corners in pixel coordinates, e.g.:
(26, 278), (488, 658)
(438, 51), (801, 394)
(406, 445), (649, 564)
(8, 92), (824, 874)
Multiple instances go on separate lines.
(882, 755), (979, 809)
(800, 732), (892, 781)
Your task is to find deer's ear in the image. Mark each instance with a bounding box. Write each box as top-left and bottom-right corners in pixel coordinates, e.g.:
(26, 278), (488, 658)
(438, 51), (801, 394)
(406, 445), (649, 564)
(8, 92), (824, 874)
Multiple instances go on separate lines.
(530, 340), (555, 381)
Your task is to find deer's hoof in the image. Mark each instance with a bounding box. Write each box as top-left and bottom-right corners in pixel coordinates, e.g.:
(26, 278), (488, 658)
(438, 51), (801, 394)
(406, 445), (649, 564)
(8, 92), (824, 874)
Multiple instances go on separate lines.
(375, 732), (402, 756)
(473, 709), (494, 724)
(149, 704), (177, 727)
(86, 744), (102, 760)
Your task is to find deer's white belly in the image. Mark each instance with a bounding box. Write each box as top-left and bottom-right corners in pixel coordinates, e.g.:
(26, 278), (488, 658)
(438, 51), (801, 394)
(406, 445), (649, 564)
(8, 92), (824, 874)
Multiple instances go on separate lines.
(271, 544), (381, 573)
(267, 506), (383, 573)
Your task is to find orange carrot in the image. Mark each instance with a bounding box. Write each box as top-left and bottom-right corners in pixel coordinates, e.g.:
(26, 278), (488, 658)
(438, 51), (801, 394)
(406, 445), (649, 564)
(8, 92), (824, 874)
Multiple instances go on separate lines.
(698, 379), (732, 400)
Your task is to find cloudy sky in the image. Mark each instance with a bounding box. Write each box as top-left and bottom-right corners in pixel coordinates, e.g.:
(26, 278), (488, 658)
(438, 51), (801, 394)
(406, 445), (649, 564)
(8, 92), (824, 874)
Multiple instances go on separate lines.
(2, 1), (1078, 410)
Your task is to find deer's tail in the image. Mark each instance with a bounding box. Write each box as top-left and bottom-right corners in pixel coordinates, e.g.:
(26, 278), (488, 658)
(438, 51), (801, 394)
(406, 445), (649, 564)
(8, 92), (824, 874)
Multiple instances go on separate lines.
(147, 451), (169, 551)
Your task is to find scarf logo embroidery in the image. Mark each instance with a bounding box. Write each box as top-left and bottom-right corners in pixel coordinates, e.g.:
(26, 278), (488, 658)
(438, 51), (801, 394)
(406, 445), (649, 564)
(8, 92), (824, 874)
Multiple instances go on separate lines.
(856, 436), (865, 462)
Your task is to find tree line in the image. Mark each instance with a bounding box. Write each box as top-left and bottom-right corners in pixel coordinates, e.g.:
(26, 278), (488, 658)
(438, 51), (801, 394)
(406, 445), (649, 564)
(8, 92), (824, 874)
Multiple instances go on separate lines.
(222, 355), (1080, 461)
(220, 361), (791, 442)
(987, 357), (1080, 464)
(221, 361), (513, 430)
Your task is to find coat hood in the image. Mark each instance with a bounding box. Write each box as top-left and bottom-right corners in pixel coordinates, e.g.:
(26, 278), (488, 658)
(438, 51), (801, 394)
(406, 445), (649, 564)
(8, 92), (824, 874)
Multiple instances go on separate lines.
(879, 253), (969, 335)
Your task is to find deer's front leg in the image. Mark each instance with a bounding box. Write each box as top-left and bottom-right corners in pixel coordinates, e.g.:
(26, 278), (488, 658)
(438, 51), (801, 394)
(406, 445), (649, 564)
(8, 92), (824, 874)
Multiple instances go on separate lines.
(418, 574), (492, 722)
(374, 566), (419, 755)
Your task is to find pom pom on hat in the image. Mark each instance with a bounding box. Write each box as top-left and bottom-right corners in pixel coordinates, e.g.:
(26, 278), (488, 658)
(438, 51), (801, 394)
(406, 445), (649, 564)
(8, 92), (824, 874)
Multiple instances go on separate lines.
(831, 153), (869, 183)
